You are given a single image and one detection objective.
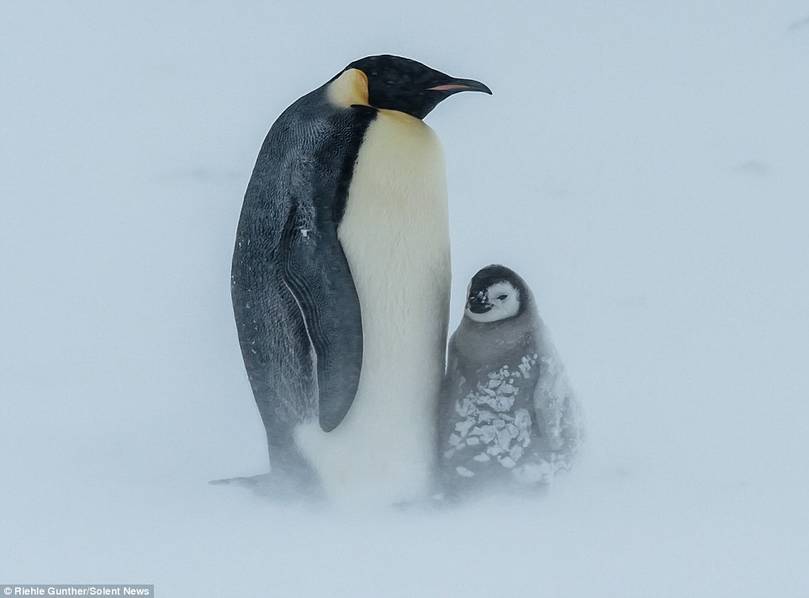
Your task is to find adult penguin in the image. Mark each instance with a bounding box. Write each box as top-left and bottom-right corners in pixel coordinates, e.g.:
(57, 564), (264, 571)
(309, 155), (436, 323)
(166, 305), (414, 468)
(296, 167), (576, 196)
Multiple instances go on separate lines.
(230, 55), (490, 504)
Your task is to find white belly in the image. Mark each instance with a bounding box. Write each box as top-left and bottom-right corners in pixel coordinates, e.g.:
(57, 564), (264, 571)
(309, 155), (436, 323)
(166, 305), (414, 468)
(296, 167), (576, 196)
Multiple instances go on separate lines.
(295, 109), (450, 505)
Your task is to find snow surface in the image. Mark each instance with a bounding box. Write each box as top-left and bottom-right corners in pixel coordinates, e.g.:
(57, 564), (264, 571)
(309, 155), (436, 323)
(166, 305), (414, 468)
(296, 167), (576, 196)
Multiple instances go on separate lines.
(2, 1), (808, 596)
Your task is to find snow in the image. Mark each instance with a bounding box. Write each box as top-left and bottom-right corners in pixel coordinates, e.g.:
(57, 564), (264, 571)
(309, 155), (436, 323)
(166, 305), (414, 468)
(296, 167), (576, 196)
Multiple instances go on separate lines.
(2, 1), (808, 596)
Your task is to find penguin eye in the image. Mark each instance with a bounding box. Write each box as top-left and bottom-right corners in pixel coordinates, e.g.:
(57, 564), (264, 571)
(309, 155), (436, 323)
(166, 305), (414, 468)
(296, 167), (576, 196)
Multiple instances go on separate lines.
(497, 294), (508, 301)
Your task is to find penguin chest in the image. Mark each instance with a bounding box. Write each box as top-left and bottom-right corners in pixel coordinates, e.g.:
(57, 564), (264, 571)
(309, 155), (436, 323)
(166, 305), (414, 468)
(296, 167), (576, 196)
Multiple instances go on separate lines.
(295, 109), (450, 504)
(442, 354), (547, 488)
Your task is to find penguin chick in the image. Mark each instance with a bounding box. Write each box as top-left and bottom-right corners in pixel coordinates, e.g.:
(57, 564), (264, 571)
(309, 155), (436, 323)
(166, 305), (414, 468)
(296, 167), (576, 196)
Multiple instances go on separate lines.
(438, 265), (582, 498)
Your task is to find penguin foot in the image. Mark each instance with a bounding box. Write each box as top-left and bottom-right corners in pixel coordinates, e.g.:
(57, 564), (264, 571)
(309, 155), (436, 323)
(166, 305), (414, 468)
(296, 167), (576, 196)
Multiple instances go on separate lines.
(209, 473), (272, 489)
(209, 472), (321, 502)
(389, 492), (453, 513)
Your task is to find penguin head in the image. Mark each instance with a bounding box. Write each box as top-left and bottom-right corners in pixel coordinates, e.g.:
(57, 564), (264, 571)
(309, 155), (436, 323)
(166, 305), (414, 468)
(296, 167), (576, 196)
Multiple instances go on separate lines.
(465, 265), (528, 323)
(341, 55), (491, 119)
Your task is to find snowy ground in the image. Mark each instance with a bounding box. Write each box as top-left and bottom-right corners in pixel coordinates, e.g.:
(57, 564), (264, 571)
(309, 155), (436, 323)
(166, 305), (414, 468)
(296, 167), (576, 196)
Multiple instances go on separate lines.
(2, 2), (808, 596)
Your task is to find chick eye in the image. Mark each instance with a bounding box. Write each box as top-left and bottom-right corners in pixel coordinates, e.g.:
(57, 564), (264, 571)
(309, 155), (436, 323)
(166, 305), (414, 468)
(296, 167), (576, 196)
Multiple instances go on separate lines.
(497, 294), (508, 301)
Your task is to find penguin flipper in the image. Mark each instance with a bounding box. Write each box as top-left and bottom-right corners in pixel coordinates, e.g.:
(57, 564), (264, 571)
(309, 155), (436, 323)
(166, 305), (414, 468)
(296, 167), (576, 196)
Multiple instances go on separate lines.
(533, 335), (582, 469)
(438, 336), (461, 444)
(281, 206), (363, 433)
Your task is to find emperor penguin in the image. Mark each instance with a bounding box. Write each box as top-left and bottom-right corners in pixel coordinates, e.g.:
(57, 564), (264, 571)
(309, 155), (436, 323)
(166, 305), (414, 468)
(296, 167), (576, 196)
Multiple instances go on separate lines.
(230, 55), (491, 505)
(439, 265), (582, 498)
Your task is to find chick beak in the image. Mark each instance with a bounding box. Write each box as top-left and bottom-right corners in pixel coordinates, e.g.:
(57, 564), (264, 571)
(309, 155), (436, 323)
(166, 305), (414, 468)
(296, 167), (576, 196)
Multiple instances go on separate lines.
(468, 291), (492, 314)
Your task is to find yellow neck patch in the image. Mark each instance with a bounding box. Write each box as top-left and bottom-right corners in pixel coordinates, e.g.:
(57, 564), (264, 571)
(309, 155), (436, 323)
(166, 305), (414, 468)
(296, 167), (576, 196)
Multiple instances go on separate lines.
(327, 68), (369, 107)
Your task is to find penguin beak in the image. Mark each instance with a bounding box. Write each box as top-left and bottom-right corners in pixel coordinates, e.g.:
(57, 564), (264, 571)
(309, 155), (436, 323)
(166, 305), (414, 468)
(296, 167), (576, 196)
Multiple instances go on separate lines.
(427, 78), (492, 95)
(468, 291), (493, 314)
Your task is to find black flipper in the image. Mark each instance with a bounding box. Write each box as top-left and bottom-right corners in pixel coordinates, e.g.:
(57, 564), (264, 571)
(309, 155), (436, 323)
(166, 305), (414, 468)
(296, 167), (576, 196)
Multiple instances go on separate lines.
(280, 206), (363, 432)
(232, 93), (376, 466)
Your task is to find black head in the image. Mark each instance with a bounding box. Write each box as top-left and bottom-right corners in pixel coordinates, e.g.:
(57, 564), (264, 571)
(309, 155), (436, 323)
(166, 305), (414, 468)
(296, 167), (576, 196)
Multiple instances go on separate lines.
(465, 265), (529, 323)
(345, 55), (491, 119)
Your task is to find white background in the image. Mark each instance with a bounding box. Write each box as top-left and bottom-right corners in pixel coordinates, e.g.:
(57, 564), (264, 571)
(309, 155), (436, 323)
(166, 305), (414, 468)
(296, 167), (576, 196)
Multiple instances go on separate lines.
(2, 1), (808, 596)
